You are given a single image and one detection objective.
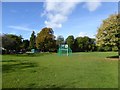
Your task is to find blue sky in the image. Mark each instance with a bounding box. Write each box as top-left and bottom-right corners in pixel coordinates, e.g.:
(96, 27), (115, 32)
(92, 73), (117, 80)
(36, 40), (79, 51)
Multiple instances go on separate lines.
(2, 1), (118, 40)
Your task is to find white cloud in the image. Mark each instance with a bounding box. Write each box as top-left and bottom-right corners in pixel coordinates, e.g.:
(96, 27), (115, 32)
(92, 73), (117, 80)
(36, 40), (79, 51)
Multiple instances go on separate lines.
(42, 0), (118, 29)
(83, 0), (102, 11)
(54, 34), (58, 40)
(78, 32), (95, 38)
(42, 0), (103, 29)
(7, 25), (37, 39)
(42, 0), (80, 29)
(78, 32), (87, 37)
(8, 25), (34, 31)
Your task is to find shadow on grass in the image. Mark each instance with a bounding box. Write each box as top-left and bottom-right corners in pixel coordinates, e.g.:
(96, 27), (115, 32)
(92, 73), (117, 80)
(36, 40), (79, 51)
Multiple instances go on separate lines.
(106, 55), (119, 59)
(15, 52), (52, 57)
(2, 60), (18, 62)
(2, 60), (38, 73)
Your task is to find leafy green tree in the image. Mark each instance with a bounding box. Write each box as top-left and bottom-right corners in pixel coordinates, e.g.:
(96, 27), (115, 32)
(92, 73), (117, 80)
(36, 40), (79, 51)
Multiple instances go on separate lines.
(75, 37), (84, 51)
(2, 34), (22, 53)
(96, 14), (120, 57)
(29, 31), (36, 49)
(66, 35), (74, 50)
(73, 38), (79, 52)
(89, 38), (96, 51)
(7, 34), (22, 51)
(36, 27), (55, 51)
(82, 36), (90, 52)
(22, 39), (29, 51)
(74, 36), (96, 52)
(2, 34), (15, 51)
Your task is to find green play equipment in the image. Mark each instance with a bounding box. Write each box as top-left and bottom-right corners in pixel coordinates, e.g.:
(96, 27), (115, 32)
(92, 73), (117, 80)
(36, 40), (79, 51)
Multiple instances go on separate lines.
(58, 44), (72, 56)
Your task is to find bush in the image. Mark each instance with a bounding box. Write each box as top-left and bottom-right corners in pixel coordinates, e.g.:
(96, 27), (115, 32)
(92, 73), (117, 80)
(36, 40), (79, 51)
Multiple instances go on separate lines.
(104, 46), (112, 51)
(112, 46), (118, 51)
(97, 46), (105, 51)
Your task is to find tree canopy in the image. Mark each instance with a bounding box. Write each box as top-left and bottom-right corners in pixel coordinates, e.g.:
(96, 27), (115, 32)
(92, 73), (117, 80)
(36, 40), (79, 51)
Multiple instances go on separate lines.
(2, 14), (119, 54)
(96, 14), (120, 56)
(29, 31), (36, 49)
(22, 39), (29, 51)
(65, 35), (74, 50)
(2, 34), (23, 53)
(74, 36), (96, 52)
(36, 27), (55, 51)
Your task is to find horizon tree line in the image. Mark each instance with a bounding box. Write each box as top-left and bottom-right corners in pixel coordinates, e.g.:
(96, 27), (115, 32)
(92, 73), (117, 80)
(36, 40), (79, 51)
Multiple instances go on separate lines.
(1, 14), (119, 57)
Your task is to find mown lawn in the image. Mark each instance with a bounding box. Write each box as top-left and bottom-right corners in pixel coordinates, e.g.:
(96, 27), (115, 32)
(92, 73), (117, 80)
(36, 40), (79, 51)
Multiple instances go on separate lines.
(2, 52), (118, 88)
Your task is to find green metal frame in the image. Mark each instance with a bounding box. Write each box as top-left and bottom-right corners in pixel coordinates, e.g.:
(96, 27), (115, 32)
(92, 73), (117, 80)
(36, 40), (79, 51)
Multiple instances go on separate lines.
(57, 44), (72, 56)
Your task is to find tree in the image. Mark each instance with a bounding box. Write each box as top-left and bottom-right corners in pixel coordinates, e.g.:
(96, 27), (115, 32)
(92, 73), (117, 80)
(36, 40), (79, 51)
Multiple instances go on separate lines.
(66, 35), (74, 50)
(2, 34), (23, 53)
(74, 36), (96, 52)
(29, 31), (36, 49)
(82, 36), (90, 52)
(74, 37), (85, 52)
(56, 35), (64, 46)
(74, 37), (79, 52)
(96, 14), (120, 58)
(36, 27), (55, 52)
(2, 34), (15, 51)
(89, 38), (96, 51)
(22, 39), (29, 51)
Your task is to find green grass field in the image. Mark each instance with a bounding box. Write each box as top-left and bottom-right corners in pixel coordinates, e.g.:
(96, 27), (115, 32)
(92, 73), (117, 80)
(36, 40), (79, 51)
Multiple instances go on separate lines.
(2, 52), (118, 88)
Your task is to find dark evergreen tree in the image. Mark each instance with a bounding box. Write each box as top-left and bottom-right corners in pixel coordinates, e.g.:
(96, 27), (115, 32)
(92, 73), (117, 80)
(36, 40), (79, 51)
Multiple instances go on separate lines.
(29, 31), (36, 49)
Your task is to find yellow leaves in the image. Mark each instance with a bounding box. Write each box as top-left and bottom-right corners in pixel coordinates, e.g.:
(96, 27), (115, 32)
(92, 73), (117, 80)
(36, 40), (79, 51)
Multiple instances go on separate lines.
(36, 27), (55, 49)
(96, 14), (119, 47)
